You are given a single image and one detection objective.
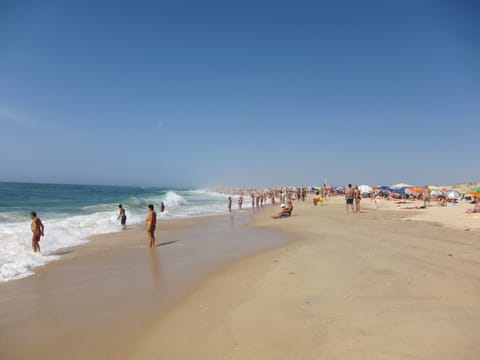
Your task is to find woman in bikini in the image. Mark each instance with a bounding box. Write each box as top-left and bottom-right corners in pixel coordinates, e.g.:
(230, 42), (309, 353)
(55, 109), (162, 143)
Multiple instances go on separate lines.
(354, 186), (361, 213)
(146, 204), (157, 248)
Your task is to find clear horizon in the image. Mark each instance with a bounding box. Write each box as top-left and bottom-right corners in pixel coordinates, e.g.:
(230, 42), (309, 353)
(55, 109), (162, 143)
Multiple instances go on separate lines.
(1, 1), (479, 188)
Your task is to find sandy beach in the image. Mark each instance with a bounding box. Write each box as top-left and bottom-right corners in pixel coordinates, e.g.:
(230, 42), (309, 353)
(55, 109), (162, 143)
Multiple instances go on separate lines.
(1, 197), (480, 359)
(132, 198), (480, 360)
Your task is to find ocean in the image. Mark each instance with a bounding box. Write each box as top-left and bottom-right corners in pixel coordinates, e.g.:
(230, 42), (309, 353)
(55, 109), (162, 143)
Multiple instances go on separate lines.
(0, 182), (237, 282)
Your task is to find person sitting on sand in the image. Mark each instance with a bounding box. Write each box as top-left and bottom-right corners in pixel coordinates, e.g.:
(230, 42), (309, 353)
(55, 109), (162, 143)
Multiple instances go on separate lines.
(466, 198), (480, 214)
(272, 201), (293, 219)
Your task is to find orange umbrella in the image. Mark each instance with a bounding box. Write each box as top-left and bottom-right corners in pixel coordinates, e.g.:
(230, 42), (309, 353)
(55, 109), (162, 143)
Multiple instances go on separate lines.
(372, 185), (379, 190)
(410, 187), (422, 193)
(469, 191), (480, 199)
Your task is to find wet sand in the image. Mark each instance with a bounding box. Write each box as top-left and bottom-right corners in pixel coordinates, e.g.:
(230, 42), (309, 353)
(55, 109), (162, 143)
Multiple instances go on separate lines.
(132, 198), (480, 360)
(0, 213), (288, 360)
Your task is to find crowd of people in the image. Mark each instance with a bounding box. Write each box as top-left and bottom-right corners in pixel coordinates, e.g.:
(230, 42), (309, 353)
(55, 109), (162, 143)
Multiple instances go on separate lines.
(27, 185), (479, 253)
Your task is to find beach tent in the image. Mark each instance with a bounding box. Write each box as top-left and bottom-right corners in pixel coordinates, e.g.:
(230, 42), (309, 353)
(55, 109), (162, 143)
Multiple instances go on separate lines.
(379, 186), (393, 191)
(391, 183), (413, 189)
(431, 190), (445, 196)
(392, 188), (406, 195)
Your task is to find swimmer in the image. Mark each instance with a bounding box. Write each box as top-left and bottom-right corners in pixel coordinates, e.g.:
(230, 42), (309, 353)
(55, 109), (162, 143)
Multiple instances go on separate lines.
(117, 204), (127, 230)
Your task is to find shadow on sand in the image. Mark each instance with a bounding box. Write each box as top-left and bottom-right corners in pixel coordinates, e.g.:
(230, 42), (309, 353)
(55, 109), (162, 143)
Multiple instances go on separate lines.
(155, 240), (179, 248)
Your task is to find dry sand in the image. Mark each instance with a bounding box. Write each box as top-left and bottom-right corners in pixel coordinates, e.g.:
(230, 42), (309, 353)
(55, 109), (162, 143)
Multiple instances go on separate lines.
(372, 196), (480, 231)
(132, 198), (480, 360)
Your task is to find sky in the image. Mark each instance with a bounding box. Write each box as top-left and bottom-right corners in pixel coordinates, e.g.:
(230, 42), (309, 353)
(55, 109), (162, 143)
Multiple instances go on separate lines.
(0, 0), (479, 188)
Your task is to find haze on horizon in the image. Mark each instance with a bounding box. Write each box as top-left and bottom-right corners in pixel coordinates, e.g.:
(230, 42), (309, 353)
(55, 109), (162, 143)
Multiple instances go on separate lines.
(0, 1), (479, 188)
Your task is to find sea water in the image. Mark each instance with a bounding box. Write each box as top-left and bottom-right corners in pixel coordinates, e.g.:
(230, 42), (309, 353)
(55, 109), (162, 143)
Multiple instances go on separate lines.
(0, 182), (241, 282)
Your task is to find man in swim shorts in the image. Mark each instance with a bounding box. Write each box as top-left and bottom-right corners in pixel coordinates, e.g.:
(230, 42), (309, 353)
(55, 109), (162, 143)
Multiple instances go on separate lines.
(30, 211), (44, 253)
(117, 204), (127, 230)
(146, 204), (157, 248)
(345, 184), (354, 213)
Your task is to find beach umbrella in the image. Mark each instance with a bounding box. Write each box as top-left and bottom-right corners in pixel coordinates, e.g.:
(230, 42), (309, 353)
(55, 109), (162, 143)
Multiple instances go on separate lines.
(379, 186), (392, 191)
(391, 183), (413, 189)
(469, 187), (480, 198)
(372, 185), (379, 190)
(392, 188), (406, 195)
(431, 190), (444, 196)
(447, 190), (461, 200)
(359, 185), (373, 194)
(469, 191), (480, 199)
(409, 187), (422, 193)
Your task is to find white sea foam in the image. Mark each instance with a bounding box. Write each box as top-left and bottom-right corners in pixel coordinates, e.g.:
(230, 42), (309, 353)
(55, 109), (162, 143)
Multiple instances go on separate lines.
(0, 190), (240, 282)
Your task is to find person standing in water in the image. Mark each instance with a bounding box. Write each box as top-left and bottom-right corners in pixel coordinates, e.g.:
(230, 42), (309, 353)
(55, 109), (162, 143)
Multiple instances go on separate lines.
(30, 212), (44, 253)
(117, 204), (127, 230)
(160, 202), (166, 213)
(228, 196), (232, 213)
(146, 204), (157, 248)
(238, 195), (243, 210)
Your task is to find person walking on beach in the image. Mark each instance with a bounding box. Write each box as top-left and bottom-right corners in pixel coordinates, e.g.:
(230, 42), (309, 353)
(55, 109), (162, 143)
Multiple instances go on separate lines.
(238, 195), (243, 210)
(117, 204), (127, 230)
(345, 184), (354, 213)
(423, 186), (431, 207)
(228, 196), (232, 213)
(146, 204), (157, 248)
(30, 212), (44, 253)
(354, 186), (361, 213)
(160, 202), (166, 213)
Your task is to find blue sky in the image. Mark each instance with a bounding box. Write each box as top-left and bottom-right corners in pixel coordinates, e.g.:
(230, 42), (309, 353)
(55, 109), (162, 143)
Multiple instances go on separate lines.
(0, 0), (479, 187)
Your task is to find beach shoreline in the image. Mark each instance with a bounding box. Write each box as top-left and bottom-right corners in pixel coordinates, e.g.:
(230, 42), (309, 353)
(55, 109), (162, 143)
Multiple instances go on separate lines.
(0, 209), (289, 360)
